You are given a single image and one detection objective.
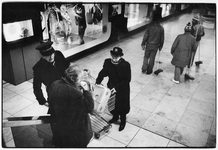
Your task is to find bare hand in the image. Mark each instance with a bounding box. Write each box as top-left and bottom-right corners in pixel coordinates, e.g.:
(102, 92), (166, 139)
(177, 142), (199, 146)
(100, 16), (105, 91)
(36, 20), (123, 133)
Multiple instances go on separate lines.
(80, 81), (91, 91)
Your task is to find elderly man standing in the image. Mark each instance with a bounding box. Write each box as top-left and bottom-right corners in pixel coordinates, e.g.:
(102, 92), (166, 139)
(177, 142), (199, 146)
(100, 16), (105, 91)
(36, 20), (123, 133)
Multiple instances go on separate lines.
(48, 64), (94, 147)
(141, 12), (165, 75)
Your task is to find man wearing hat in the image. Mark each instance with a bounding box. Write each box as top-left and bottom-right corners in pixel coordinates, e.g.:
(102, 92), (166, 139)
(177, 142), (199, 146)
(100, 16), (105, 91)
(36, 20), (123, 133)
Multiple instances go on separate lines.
(171, 22), (196, 84)
(96, 47), (131, 131)
(33, 41), (69, 106)
(141, 12), (165, 74)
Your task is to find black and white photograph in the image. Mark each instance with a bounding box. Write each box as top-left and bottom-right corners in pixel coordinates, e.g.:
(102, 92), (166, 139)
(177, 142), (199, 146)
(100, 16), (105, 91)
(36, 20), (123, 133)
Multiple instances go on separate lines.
(2, 0), (216, 148)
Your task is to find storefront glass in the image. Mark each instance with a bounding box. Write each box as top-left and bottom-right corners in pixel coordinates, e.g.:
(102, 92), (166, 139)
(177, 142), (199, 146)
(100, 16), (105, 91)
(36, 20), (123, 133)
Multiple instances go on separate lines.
(124, 4), (153, 31)
(181, 4), (190, 10)
(3, 19), (34, 42)
(40, 3), (104, 51)
(160, 4), (177, 18)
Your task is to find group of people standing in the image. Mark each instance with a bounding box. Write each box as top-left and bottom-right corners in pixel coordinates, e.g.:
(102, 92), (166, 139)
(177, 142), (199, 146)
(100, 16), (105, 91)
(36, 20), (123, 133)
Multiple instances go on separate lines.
(141, 13), (205, 84)
(32, 11), (204, 148)
(33, 41), (131, 147)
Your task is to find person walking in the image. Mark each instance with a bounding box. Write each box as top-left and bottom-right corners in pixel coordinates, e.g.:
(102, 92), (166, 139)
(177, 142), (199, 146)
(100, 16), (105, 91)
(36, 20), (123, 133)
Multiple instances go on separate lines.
(190, 13), (205, 66)
(141, 13), (164, 74)
(96, 47), (131, 131)
(171, 22), (196, 84)
(33, 41), (69, 107)
(48, 64), (94, 147)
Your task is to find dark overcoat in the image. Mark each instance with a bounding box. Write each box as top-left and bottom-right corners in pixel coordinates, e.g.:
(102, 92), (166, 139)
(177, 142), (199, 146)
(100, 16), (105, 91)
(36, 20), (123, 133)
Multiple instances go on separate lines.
(33, 51), (69, 105)
(171, 32), (196, 68)
(96, 58), (131, 115)
(48, 78), (94, 147)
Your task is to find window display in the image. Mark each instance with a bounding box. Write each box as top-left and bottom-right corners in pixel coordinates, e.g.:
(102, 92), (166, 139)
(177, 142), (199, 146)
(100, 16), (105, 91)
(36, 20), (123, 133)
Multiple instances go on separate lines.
(110, 4), (122, 16)
(124, 4), (153, 31)
(40, 3), (104, 50)
(181, 4), (190, 10)
(3, 19), (34, 42)
(160, 4), (177, 18)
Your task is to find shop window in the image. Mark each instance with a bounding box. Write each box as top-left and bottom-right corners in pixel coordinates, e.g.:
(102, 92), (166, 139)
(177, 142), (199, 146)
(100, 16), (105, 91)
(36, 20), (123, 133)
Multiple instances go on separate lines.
(40, 3), (104, 50)
(3, 19), (34, 42)
(181, 4), (190, 10)
(125, 4), (153, 31)
(160, 4), (177, 18)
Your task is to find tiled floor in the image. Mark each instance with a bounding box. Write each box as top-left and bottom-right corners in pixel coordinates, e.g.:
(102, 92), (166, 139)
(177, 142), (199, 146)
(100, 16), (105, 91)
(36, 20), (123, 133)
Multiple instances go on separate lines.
(2, 7), (216, 148)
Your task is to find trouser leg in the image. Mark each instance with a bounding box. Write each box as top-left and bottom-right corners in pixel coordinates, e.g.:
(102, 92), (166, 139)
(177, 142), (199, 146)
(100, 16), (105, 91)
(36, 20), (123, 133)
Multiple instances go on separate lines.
(147, 49), (158, 74)
(120, 114), (126, 125)
(119, 114), (126, 131)
(142, 51), (150, 71)
(174, 66), (181, 81)
(180, 67), (184, 75)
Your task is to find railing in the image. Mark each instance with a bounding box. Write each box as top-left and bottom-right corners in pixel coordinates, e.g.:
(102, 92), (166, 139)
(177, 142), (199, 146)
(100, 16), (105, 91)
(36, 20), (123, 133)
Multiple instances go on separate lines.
(3, 115), (52, 147)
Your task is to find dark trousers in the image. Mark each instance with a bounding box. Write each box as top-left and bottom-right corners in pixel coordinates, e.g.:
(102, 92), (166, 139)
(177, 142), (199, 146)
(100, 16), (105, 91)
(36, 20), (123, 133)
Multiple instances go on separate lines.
(142, 44), (159, 73)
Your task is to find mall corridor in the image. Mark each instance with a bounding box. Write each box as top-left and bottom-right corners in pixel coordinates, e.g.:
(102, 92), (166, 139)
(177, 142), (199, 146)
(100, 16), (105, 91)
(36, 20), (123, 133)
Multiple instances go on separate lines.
(3, 7), (216, 147)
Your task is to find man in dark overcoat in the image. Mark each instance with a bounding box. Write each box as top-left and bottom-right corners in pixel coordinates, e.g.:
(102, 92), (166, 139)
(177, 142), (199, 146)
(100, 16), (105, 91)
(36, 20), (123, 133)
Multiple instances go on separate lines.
(96, 47), (131, 131)
(171, 22), (196, 83)
(33, 41), (69, 106)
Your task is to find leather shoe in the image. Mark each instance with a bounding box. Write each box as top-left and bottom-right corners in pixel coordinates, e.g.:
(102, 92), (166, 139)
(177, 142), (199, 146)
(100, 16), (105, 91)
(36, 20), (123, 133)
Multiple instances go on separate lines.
(185, 74), (195, 80)
(146, 72), (152, 75)
(119, 123), (126, 131)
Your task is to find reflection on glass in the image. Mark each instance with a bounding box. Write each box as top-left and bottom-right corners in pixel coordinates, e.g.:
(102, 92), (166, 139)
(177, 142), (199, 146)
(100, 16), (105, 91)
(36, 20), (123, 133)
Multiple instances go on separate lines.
(160, 4), (176, 18)
(125, 4), (153, 29)
(181, 4), (190, 10)
(111, 4), (122, 16)
(41, 3), (103, 51)
(3, 19), (34, 42)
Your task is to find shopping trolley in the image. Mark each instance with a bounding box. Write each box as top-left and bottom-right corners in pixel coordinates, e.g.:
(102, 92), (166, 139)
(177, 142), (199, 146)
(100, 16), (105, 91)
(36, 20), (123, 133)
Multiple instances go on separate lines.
(82, 70), (116, 139)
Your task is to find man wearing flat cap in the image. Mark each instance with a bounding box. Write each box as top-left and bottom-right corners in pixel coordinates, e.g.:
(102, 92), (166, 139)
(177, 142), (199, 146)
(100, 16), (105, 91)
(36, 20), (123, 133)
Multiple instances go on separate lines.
(96, 47), (131, 132)
(33, 41), (69, 106)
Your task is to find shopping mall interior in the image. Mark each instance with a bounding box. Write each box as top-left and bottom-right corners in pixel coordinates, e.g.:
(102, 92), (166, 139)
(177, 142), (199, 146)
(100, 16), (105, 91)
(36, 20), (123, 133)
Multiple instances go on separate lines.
(2, 2), (216, 148)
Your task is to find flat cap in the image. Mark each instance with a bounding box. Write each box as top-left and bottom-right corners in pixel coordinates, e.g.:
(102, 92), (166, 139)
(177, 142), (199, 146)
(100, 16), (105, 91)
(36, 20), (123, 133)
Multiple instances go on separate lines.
(36, 41), (55, 56)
